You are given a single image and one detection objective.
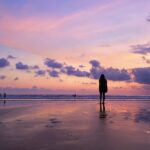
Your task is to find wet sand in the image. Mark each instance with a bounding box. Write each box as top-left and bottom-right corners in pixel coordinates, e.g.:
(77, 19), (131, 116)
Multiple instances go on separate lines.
(0, 100), (150, 150)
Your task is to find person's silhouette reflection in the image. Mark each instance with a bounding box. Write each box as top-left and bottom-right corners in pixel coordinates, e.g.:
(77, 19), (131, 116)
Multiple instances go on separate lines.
(99, 103), (107, 119)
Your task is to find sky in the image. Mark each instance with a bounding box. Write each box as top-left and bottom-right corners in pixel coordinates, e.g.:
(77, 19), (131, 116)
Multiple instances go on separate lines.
(0, 0), (150, 95)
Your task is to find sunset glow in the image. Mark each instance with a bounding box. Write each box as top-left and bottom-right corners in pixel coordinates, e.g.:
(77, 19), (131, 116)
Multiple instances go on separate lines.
(0, 0), (150, 95)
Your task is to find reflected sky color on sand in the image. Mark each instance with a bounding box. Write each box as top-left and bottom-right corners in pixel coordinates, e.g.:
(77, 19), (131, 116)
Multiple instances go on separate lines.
(0, 100), (149, 150)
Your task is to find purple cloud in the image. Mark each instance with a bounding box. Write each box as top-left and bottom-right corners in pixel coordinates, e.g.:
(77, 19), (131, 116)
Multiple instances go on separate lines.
(44, 58), (63, 68)
(79, 65), (85, 68)
(7, 55), (16, 59)
(16, 62), (29, 70)
(31, 65), (39, 69)
(48, 70), (59, 77)
(90, 65), (103, 79)
(132, 67), (150, 84)
(0, 58), (10, 68)
(105, 68), (131, 81)
(0, 75), (6, 80)
(131, 43), (150, 55)
(35, 70), (46, 76)
(89, 60), (130, 81)
(16, 62), (39, 70)
(89, 60), (100, 67)
(62, 66), (90, 77)
(146, 15), (150, 22)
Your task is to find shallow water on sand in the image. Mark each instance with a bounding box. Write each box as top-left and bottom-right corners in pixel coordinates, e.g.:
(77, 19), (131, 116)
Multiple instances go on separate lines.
(0, 100), (149, 150)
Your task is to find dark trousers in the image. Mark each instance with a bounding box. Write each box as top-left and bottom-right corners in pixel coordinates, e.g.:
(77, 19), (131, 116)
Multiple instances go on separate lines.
(100, 92), (105, 102)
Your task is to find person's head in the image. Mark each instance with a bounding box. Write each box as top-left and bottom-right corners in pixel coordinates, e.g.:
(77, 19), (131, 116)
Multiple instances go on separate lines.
(100, 74), (105, 80)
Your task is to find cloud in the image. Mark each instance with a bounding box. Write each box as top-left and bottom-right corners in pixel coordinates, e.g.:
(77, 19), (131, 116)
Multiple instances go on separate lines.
(146, 14), (150, 22)
(89, 59), (131, 81)
(7, 55), (16, 59)
(0, 58), (10, 68)
(35, 70), (46, 76)
(44, 58), (90, 78)
(62, 66), (90, 77)
(0, 75), (6, 80)
(14, 77), (19, 81)
(48, 70), (59, 77)
(44, 58), (63, 69)
(16, 62), (39, 70)
(132, 67), (150, 84)
(31, 65), (39, 69)
(131, 42), (150, 55)
(105, 68), (131, 81)
(16, 62), (29, 70)
(99, 44), (110, 47)
(89, 60), (100, 67)
(79, 65), (85, 68)
(142, 56), (150, 64)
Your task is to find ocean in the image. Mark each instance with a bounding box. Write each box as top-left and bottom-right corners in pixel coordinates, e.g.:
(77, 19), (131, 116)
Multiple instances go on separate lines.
(1, 94), (150, 100)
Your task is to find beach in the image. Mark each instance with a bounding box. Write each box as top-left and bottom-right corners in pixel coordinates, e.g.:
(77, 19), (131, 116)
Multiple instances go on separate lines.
(0, 100), (150, 150)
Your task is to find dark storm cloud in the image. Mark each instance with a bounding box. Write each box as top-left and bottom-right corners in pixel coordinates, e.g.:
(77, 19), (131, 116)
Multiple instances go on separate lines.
(0, 75), (6, 80)
(44, 58), (63, 69)
(16, 62), (29, 70)
(131, 43), (150, 55)
(0, 58), (10, 68)
(132, 67), (150, 84)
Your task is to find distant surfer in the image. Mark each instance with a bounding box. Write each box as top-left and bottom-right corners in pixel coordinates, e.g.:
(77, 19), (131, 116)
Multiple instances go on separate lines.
(99, 74), (108, 104)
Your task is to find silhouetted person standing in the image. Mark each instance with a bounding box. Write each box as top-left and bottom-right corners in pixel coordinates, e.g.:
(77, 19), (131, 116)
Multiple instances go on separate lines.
(99, 74), (107, 104)
(0, 93), (1, 105)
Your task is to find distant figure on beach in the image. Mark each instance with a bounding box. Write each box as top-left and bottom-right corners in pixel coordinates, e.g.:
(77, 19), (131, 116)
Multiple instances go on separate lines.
(99, 103), (107, 118)
(99, 74), (107, 103)
(3, 92), (6, 105)
(0, 93), (1, 104)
